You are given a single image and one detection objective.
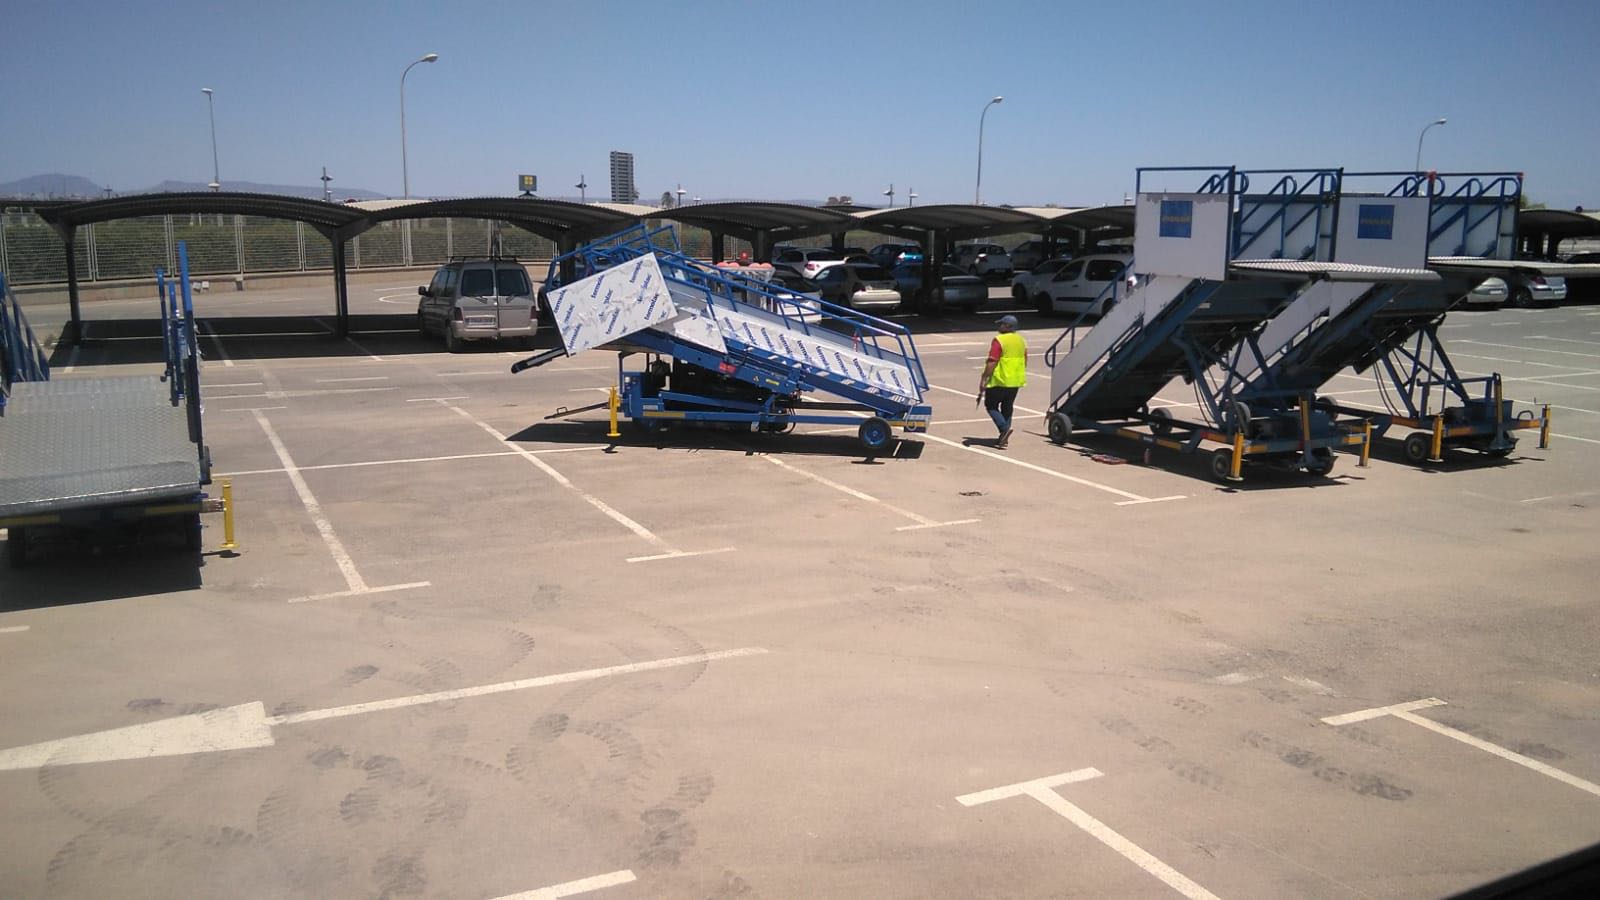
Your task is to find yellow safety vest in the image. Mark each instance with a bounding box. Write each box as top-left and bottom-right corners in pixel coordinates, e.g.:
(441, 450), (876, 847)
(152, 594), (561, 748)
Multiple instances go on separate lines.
(988, 332), (1027, 388)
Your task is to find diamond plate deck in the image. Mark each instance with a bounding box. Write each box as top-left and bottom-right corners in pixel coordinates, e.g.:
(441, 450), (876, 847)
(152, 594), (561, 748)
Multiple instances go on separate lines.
(0, 376), (201, 519)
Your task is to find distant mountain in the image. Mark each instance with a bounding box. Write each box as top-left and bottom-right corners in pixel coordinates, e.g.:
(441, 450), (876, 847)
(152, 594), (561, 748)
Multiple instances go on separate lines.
(0, 173), (387, 201)
(0, 173), (109, 198)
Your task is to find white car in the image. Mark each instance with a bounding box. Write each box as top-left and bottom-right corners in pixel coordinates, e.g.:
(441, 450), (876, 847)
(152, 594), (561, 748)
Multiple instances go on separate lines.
(1459, 276), (1507, 308)
(772, 246), (846, 279)
(950, 243), (1014, 280)
(1028, 253), (1132, 317)
(418, 258), (538, 352)
(1010, 257), (1074, 302)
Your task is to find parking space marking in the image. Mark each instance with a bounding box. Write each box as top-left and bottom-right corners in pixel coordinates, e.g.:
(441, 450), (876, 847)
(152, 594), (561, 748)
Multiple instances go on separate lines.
(217, 405), (288, 412)
(315, 376), (389, 383)
(407, 396), (470, 402)
(928, 383), (1047, 416)
(1459, 339), (1600, 361)
(438, 401), (733, 563)
(1529, 335), (1600, 348)
(490, 869), (637, 900)
(202, 321), (235, 367)
(287, 582), (432, 604)
(1209, 672), (1263, 685)
(1323, 698), (1600, 799)
(343, 336), (384, 361)
(210, 387), (397, 400)
(759, 455), (978, 531)
(958, 767), (1220, 900)
(920, 433), (1184, 506)
(1553, 433), (1600, 445)
(254, 410), (430, 602)
(208, 382), (264, 388)
(0, 648), (767, 771)
(222, 446), (607, 478)
(0, 625), (30, 634)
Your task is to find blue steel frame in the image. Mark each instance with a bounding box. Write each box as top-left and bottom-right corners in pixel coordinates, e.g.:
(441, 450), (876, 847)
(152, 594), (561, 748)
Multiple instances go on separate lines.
(156, 243), (209, 479)
(1428, 173), (1522, 258)
(1, 272), (52, 411)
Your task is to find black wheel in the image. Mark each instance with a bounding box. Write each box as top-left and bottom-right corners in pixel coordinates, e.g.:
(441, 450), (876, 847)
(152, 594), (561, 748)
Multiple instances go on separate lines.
(1012, 285), (1028, 302)
(1210, 448), (1238, 482)
(1508, 287), (1535, 309)
(1403, 432), (1432, 465)
(1099, 299), (1117, 318)
(5, 526), (29, 568)
(968, 265), (980, 277)
(1047, 412), (1072, 445)
(962, 305), (979, 315)
(1035, 292), (1052, 316)
(1229, 400), (1252, 434)
(858, 417), (893, 454)
(444, 326), (463, 353)
(1149, 407), (1173, 436)
(1305, 448), (1336, 476)
(1485, 444), (1514, 458)
(417, 310), (429, 339)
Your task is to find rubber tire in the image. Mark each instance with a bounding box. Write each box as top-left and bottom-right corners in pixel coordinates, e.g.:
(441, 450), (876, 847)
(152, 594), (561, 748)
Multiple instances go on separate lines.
(1403, 432), (1432, 465)
(1047, 412), (1072, 445)
(1012, 285), (1028, 302)
(1305, 448), (1337, 476)
(444, 326), (463, 353)
(1035, 293), (1053, 316)
(1149, 407), (1173, 436)
(417, 310), (429, 339)
(858, 417), (893, 454)
(5, 526), (29, 568)
(1210, 448), (1238, 482)
(1099, 299), (1117, 318)
(1508, 287), (1535, 309)
(962, 305), (979, 315)
(1485, 445), (1514, 458)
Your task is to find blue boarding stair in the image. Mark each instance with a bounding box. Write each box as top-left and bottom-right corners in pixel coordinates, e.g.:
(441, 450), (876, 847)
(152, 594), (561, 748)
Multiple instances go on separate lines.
(511, 224), (932, 454)
(1043, 167), (1376, 483)
(1238, 172), (1549, 465)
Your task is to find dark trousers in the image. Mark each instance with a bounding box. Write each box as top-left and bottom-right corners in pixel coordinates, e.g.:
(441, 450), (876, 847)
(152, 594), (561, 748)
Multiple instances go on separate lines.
(984, 386), (1019, 433)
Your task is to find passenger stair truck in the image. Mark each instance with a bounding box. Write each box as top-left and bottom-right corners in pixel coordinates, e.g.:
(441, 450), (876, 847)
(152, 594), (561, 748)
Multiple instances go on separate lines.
(1044, 167), (1383, 482)
(1235, 171), (1548, 465)
(512, 224), (931, 454)
(0, 245), (233, 568)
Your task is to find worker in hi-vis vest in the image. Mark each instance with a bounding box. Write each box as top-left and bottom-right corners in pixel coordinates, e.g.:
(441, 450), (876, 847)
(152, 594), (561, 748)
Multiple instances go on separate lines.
(977, 314), (1027, 449)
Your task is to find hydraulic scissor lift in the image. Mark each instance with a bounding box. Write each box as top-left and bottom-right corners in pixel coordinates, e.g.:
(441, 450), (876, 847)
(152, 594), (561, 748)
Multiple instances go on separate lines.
(513, 224), (932, 454)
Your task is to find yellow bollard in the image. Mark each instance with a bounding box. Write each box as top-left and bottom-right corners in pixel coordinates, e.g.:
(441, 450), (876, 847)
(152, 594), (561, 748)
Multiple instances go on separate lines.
(1429, 414), (1445, 462)
(607, 386), (622, 439)
(1540, 405), (1551, 449)
(220, 478), (238, 551)
(1229, 429), (1245, 482)
(1359, 420), (1372, 468)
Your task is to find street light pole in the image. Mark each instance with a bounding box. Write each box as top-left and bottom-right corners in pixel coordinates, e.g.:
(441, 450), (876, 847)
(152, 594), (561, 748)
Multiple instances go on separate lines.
(201, 87), (220, 191)
(576, 174), (587, 203)
(975, 95), (1003, 205)
(400, 53), (439, 199)
(1415, 117), (1447, 172)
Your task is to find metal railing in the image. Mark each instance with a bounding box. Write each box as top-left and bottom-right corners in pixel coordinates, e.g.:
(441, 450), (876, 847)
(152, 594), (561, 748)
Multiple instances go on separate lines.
(1, 271), (51, 409)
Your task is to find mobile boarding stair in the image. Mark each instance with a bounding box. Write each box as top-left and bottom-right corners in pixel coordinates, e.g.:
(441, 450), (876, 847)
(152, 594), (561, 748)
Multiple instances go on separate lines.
(0, 244), (231, 567)
(1043, 167), (1420, 482)
(512, 224), (931, 454)
(1235, 171), (1549, 465)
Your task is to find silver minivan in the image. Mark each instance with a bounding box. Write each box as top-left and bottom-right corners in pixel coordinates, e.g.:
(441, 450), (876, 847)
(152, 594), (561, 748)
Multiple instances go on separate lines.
(418, 258), (538, 351)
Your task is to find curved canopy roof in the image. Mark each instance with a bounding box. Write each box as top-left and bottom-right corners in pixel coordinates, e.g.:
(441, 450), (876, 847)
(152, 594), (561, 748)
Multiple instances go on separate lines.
(358, 197), (642, 242)
(1518, 208), (1600, 241)
(656, 201), (856, 240)
(39, 191), (366, 232)
(853, 203), (1048, 238)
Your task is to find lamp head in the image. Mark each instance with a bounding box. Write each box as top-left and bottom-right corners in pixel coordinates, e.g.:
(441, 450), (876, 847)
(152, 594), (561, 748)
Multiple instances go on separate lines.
(991, 95), (1004, 104)
(421, 53), (439, 63)
(201, 87), (213, 95)
(1433, 117), (1447, 125)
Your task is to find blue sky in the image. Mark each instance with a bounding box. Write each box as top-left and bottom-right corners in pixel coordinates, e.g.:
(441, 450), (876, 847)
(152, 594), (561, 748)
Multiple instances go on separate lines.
(3, 0), (1596, 208)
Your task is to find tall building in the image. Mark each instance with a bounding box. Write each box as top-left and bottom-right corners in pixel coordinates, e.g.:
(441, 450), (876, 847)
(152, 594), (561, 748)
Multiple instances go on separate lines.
(609, 151), (638, 204)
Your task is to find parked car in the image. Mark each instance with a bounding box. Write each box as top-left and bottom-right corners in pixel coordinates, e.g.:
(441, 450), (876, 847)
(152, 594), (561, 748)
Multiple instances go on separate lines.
(418, 257), (537, 352)
(1505, 269), (1567, 308)
(1009, 240), (1071, 270)
(810, 263), (901, 312)
(890, 263), (989, 313)
(1459, 276), (1508, 308)
(868, 242), (924, 269)
(1565, 252), (1600, 264)
(1029, 253), (1132, 317)
(950, 243), (1014, 281)
(772, 246), (846, 279)
(1010, 257), (1075, 302)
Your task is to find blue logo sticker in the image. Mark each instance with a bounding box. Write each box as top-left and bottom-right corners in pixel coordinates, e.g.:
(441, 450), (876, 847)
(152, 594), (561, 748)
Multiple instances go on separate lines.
(640, 273), (653, 292)
(1357, 203), (1395, 240)
(589, 278), (603, 299)
(606, 308), (621, 333)
(629, 260), (643, 283)
(561, 303), (577, 326)
(644, 295), (660, 319)
(1159, 199), (1193, 238)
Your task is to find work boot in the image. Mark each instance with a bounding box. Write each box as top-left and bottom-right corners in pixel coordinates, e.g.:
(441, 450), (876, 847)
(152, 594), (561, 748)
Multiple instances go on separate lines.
(996, 428), (1012, 449)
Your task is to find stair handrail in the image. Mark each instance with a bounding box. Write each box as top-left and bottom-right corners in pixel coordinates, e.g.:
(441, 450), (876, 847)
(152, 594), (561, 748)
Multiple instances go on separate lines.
(1043, 258), (1133, 367)
(1, 272), (51, 408)
(1233, 169), (1341, 260)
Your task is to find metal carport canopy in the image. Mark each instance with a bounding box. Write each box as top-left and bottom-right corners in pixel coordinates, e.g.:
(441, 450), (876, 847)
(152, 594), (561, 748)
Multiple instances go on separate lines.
(851, 204), (1049, 241)
(654, 201), (857, 243)
(355, 197), (646, 244)
(1517, 208), (1600, 243)
(38, 191), (367, 235)
(1013, 205), (1136, 239)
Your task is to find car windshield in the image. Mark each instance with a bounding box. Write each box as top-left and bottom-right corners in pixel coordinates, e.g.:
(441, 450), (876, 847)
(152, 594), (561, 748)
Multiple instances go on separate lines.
(806, 250), (843, 260)
(1035, 260), (1067, 274)
(852, 265), (890, 281)
(1086, 260), (1126, 281)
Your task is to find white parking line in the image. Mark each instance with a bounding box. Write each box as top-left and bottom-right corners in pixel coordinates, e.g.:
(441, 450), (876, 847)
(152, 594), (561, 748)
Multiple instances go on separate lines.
(1324, 698), (1600, 799)
(61, 344), (80, 374)
(760, 455), (977, 531)
(1460, 339), (1600, 361)
(210, 387), (397, 400)
(208, 382), (265, 388)
(219, 447), (607, 477)
(489, 870), (637, 900)
(1529, 335), (1600, 348)
(929, 383), (1046, 416)
(439, 401), (733, 562)
(203, 321), (235, 367)
(958, 768), (1219, 900)
(920, 433), (1184, 505)
(0, 625), (30, 635)
(286, 582), (432, 605)
(344, 336), (384, 361)
(315, 376), (389, 383)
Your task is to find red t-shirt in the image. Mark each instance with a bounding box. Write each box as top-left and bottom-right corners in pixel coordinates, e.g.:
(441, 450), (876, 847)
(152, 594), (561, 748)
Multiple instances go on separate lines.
(988, 338), (1003, 362)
